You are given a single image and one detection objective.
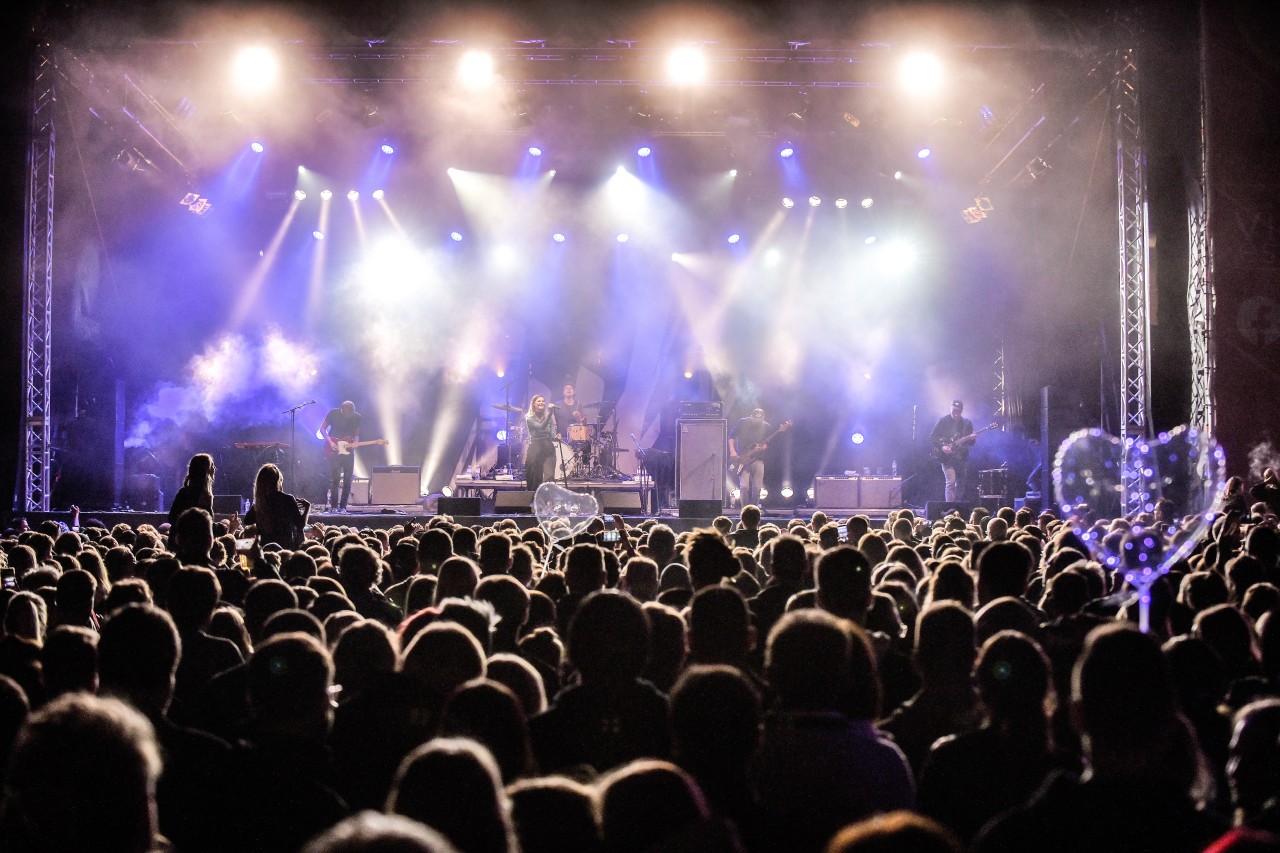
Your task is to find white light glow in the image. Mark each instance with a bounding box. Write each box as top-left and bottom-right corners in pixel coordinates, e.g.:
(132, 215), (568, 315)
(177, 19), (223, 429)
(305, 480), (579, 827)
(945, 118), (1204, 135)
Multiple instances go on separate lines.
(899, 51), (944, 94)
(458, 50), (496, 90)
(881, 241), (918, 274)
(667, 46), (708, 84)
(232, 47), (280, 95)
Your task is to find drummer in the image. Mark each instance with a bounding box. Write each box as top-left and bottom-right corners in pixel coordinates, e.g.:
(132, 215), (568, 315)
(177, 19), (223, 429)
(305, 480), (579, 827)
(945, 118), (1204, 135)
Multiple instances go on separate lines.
(555, 383), (592, 472)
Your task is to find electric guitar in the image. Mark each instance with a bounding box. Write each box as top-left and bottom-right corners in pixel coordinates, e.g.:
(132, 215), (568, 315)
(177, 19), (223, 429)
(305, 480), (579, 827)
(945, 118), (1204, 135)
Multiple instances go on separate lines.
(325, 437), (389, 457)
(932, 423), (998, 461)
(729, 420), (793, 476)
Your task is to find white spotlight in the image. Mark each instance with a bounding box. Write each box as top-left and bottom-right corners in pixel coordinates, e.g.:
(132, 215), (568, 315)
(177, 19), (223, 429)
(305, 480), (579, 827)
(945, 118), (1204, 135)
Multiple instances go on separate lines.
(458, 50), (496, 90)
(667, 46), (708, 84)
(346, 190), (359, 201)
(312, 230), (324, 240)
(808, 195), (821, 207)
(899, 51), (944, 94)
(781, 197), (795, 209)
(616, 233), (629, 243)
(372, 189), (385, 200)
(232, 46), (280, 95)
(780, 486), (794, 499)
(728, 169), (738, 177)
(319, 189), (333, 201)
(861, 197), (874, 208)
(834, 198), (849, 209)
(293, 189), (306, 201)
(881, 241), (917, 274)
(552, 233), (566, 243)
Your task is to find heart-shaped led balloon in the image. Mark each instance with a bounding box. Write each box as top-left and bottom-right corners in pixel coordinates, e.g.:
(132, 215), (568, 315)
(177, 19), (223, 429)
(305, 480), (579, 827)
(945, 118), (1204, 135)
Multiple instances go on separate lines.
(534, 482), (601, 544)
(1054, 425), (1227, 630)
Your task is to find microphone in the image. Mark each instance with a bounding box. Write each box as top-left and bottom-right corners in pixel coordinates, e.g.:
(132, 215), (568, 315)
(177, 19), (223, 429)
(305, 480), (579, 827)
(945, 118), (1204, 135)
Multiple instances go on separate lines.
(547, 403), (557, 409)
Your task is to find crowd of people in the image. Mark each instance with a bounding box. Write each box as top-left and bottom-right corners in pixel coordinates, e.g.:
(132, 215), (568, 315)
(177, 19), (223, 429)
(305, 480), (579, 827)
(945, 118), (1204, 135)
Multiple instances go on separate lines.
(1, 459), (1280, 852)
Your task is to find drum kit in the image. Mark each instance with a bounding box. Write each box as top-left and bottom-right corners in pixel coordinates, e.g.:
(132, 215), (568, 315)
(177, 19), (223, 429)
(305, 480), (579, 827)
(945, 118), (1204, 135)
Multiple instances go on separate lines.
(488, 400), (628, 480)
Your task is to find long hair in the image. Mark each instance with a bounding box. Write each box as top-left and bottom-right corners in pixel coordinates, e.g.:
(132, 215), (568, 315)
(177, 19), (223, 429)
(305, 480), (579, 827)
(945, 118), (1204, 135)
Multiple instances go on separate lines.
(184, 453), (215, 499)
(253, 464), (284, 511)
(526, 395), (546, 418)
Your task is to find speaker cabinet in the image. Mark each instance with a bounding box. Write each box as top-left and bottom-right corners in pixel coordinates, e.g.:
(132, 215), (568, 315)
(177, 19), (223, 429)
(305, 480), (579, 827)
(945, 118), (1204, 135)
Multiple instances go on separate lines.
(814, 477), (859, 509)
(859, 477), (902, 508)
(212, 494), (244, 515)
(677, 419), (726, 502)
(494, 491), (535, 514)
(679, 499), (723, 518)
(369, 466), (421, 505)
(598, 492), (643, 513)
(437, 497), (481, 516)
(926, 500), (972, 521)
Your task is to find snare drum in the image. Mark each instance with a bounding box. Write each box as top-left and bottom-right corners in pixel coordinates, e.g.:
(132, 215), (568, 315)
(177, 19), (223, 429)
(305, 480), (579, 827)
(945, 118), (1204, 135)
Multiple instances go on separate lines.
(568, 423), (592, 442)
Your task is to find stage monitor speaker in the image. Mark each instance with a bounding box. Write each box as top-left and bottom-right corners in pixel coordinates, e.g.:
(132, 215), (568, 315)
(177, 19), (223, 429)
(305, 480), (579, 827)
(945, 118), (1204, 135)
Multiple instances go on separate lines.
(859, 477), (902, 508)
(679, 499), (722, 518)
(369, 466), (421, 506)
(437, 496), (481, 516)
(814, 477), (859, 509)
(1014, 493), (1044, 514)
(212, 494), (243, 515)
(494, 491), (535, 514)
(677, 419), (727, 502)
(925, 500), (972, 521)
(599, 492), (643, 513)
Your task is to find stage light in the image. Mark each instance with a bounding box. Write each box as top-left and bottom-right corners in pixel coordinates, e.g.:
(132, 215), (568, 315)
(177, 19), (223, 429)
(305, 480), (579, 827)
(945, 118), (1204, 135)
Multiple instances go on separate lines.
(760, 489), (769, 500)
(834, 198), (849, 209)
(667, 46), (708, 84)
(293, 189), (306, 200)
(727, 233), (741, 244)
(552, 233), (566, 243)
(684, 370), (694, 379)
(917, 147), (932, 159)
(347, 190), (359, 201)
(863, 372), (872, 380)
(458, 50), (496, 90)
(637, 145), (652, 158)
(894, 170), (904, 180)
(450, 231), (463, 242)
(806, 486), (815, 501)
(731, 488), (742, 503)
(250, 141), (265, 153)
(861, 197), (874, 208)
(780, 486), (795, 499)
(616, 233), (629, 243)
(497, 429), (508, 441)
(312, 230), (324, 240)
(808, 195), (821, 207)
(781, 197), (795, 209)
(528, 146), (542, 156)
(899, 51), (944, 94)
(765, 248), (782, 266)
(380, 143), (395, 155)
(852, 432), (865, 445)
(728, 169), (738, 177)
(441, 485), (454, 497)
(232, 46), (280, 95)
(320, 189), (333, 200)
(372, 189), (385, 200)
(881, 241), (917, 273)
(779, 143), (795, 159)
(865, 235), (877, 245)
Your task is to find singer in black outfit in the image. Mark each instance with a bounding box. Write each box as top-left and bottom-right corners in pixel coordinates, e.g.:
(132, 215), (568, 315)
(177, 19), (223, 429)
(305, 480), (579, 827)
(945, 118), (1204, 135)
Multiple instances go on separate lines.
(321, 400), (362, 511)
(525, 395), (559, 493)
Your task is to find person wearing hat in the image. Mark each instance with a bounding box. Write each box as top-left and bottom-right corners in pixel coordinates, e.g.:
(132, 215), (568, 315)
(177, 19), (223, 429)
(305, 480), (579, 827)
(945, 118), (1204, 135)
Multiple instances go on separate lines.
(930, 400), (975, 502)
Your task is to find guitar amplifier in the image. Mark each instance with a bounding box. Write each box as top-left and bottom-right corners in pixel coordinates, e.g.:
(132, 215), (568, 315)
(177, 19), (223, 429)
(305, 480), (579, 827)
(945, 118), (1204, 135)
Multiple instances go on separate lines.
(679, 401), (723, 419)
(369, 466), (420, 505)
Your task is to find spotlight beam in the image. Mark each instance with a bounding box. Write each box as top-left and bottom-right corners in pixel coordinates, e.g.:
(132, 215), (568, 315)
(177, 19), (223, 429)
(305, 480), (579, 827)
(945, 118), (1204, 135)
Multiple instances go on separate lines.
(231, 197), (301, 328)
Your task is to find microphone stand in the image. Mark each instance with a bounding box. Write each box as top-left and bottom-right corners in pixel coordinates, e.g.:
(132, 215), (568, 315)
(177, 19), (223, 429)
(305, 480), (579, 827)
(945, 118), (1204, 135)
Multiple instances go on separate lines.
(283, 400), (315, 492)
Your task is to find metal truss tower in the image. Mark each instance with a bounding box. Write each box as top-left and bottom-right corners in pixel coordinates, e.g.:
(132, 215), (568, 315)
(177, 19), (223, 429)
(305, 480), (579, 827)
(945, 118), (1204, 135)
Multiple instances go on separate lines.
(1187, 15), (1215, 433)
(1114, 47), (1153, 514)
(20, 46), (56, 512)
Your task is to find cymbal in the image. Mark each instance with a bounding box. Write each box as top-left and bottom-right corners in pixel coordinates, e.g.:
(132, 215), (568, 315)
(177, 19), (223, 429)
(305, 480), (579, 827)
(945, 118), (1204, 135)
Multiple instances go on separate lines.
(490, 403), (524, 413)
(579, 401), (615, 408)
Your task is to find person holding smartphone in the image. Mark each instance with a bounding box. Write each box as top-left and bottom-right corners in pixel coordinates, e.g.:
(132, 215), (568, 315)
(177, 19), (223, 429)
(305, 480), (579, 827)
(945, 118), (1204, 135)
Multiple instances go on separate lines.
(244, 464), (310, 550)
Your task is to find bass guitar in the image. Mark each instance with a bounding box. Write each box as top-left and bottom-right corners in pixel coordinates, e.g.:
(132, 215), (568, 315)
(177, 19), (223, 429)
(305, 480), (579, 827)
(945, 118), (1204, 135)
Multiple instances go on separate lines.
(932, 423), (998, 462)
(729, 420), (793, 476)
(326, 438), (389, 457)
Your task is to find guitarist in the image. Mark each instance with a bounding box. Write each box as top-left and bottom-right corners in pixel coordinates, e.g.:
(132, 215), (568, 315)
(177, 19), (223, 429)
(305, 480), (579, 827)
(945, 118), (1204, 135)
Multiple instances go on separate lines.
(321, 400), (362, 512)
(929, 399), (974, 502)
(730, 408), (773, 507)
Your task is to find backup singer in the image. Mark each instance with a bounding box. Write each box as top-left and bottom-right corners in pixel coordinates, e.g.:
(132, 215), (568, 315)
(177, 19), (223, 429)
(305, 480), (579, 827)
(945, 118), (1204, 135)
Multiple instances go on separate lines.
(930, 399), (974, 502)
(525, 395), (559, 493)
(321, 400), (362, 512)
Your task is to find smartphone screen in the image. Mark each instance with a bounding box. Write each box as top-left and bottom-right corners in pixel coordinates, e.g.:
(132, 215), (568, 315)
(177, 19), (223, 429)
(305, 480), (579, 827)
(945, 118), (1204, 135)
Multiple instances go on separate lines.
(602, 529), (620, 543)
(234, 538), (254, 570)
(837, 524), (848, 542)
(1, 568), (16, 590)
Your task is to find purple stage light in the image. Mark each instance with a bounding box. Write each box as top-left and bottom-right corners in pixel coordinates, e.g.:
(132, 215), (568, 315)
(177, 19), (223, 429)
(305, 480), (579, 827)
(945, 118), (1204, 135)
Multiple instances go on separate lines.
(250, 141), (264, 153)
(528, 146), (542, 156)
(450, 231), (463, 242)
(312, 230), (324, 240)
(381, 143), (395, 155)
(851, 432), (865, 445)
(637, 145), (652, 158)
(916, 147), (932, 159)
(293, 189), (306, 200)
(552, 233), (566, 243)
(727, 233), (741, 244)
(372, 189), (385, 200)
(779, 143), (795, 159)
(347, 190), (359, 201)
